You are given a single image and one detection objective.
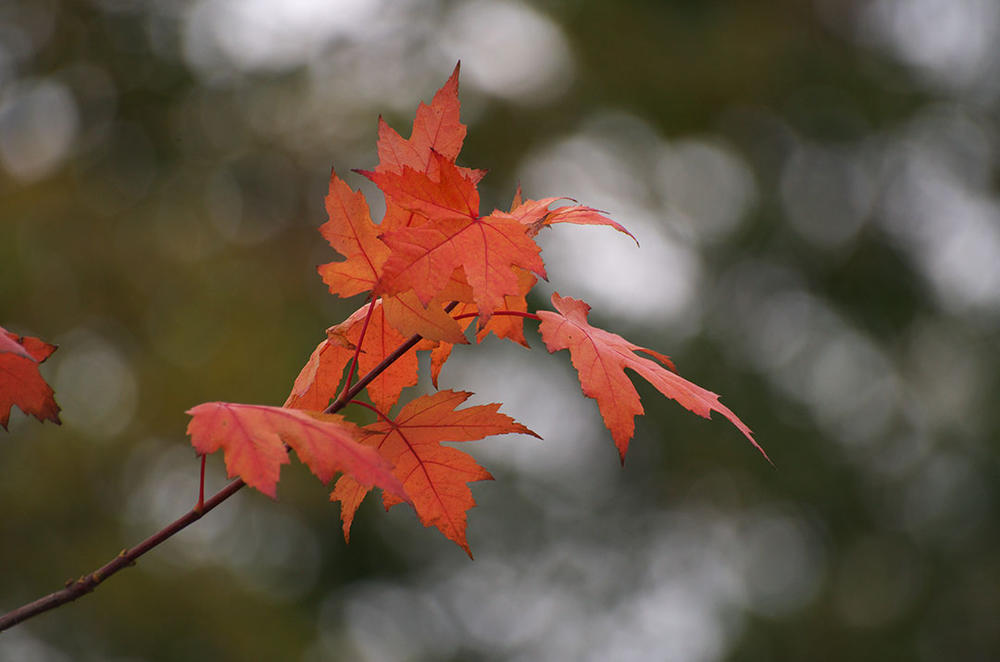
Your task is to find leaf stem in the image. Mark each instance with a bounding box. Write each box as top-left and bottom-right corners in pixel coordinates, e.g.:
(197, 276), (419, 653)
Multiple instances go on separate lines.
(335, 294), (377, 405)
(348, 399), (390, 423)
(196, 454), (206, 513)
(452, 310), (541, 322)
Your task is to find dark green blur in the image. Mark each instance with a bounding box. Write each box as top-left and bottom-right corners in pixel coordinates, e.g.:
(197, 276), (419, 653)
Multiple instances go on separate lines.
(2, 1), (998, 660)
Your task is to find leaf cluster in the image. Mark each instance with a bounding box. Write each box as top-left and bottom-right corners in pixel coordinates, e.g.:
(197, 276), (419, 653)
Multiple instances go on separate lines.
(1, 65), (763, 559)
(182, 64), (764, 555)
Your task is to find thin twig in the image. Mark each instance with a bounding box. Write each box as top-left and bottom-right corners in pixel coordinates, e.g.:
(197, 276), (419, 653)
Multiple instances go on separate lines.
(326, 301), (459, 413)
(0, 477), (245, 632)
(0, 302), (457, 632)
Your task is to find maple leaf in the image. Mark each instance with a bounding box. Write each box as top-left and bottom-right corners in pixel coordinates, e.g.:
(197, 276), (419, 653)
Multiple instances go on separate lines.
(284, 299), (419, 413)
(332, 301), (418, 413)
(381, 290), (468, 345)
(317, 169), (390, 298)
(375, 63), (485, 232)
(314, 168), (468, 344)
(500, 192), (638, 244)
(470, 267), (537, 348)
(318, 64), (484, 299)
(186, 402), (408, 501)
(423, 268), (537, 389)
(407, 192), (631, 384)
(0, 332), (33, 359)
(366, 149), (480, 223)
(376, 63), (466, 177)
(0, 327), (61, 430)
(531, 204), (638, 244)
(331, 390), (539, 556)
(537, 293), (768, 463)
(367, 152), (546, 326)
(283, 335), (354, 411)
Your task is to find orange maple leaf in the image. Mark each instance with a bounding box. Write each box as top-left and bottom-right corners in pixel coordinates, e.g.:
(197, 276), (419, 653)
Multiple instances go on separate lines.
(375, 63), (485, 232)
(411, 193), (632, 384)
(317, 169), (391, 298)
(381, 290), (468, 345)
(424, 268), (537, 388)
(499, 189), (638, 244)
(186, 402), (408, 501)
(368, 152), (546, 326)
(528, 203), (638, 244)
(315, 166), (469, 345)
(537, 293), (768, 463)
(318, 64), (481, 301)
(337, 301), (418, 413)
(376, 63), (466, 178)
(415, 188), (639, 388)
(283, 334), (354, 412)
(0, 327), (61, 430)
(331, 390), (539, 556)
(284, 300), (419, 414)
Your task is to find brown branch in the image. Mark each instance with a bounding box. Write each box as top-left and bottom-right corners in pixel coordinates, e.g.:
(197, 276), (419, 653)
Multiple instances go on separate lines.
(0, 303), (453, 632)
(0, 477), (245, 632)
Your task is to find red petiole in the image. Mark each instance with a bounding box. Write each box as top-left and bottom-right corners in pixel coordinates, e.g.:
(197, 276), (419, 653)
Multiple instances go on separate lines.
(452, 310), (541, 322)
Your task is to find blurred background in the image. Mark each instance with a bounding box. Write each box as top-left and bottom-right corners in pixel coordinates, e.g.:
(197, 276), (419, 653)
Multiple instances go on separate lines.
(2, 0), (999, 660)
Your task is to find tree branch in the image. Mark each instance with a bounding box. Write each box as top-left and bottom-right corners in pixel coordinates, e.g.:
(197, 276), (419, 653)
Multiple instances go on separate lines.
(0, 476), (245, 632)
(0, 304), (451, 632)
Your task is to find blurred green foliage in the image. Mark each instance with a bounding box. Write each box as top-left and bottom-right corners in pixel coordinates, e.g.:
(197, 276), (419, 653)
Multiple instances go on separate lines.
(2, 0), (999, 660)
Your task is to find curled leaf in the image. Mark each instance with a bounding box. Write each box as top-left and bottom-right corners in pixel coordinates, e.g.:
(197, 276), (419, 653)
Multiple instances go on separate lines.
(186, 402), (408, 501)
(538, 293), (767, 463)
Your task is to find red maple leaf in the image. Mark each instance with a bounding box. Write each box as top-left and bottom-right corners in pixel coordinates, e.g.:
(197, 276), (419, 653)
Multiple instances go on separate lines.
(186, 402), (407, 501)
(284, 300), (419, 414)
(0, 327), (61, 430)
(537, 293), (768, 463)
(367, 152), (546, 326)
(331, 390), (538, 556)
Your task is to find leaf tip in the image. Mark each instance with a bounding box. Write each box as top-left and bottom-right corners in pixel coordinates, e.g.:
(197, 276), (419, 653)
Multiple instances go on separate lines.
(520, 424), (543, 441)
(752, 436), (774, 467)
